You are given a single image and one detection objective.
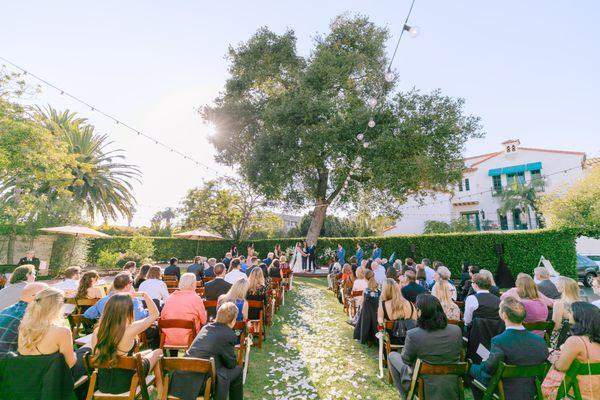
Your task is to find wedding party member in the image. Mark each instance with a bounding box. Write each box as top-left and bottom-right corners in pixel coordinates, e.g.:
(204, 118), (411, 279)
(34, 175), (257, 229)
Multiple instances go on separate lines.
(549, 302), (600, 399)
(355, 242), (364, 267)
(17, 250), (40, 269)
(246, 243), (255, 258)
(336, 243), (346, 267)
(230, 245), (238, 258)
(187, 256), (205, 280)
(534, 266), (561, 299)
(0, 282), (47, 357)
(18, 287), (77, 368)
(122, 261), (137, 276)
(306, 242), (316, 272)
(291, 242), (305, 273)
(372, 243), (382, 260)
(224, 258), (247, 284)
(76, 270), (104, 301)
(52, 266), (81, 296)
(0, 265), (36, 310)
(470, 297), (549, 400)
(401, 270), (428, 303)
(431, 267), (461, 321)
(169, 302), (243, 400)
(160, 273), (207, 352)
(274, 244), (282, 259)
(84, 273), (148, 321)
(133, 264), (151, 289)
(88, 292), (163, 395)
(218, 280), (249, 321)
(164, 258), (181, 280)
(388, 294), (463, 399)
(139, 266), (169, 308)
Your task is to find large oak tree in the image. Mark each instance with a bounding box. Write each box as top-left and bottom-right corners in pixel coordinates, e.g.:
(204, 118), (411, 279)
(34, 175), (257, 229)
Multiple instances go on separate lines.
(203, 15), (483, 243)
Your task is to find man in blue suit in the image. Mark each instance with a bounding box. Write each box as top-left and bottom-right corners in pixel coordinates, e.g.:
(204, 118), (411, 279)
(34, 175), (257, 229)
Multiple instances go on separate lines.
(372, 243), (382, 260)
(306, 241), (316, 272)
(336, 243), (346, 266)
(355, 242), (364, 266)
(470, 297), (549, 400)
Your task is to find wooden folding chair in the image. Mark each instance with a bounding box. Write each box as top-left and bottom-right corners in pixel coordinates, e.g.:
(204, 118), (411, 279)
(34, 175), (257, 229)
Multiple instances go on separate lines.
(69, 313), (94, 339)
(448, 319), (465, 330)
(349, 290), (363, 318)
(165, 281), (179, 294)
(160, 357), (216, 400)
(471, 361), (550, 400)
(195, 287), (205, 298)
(406, 359), (471, 400)
(158, 319), (197, 356)
(201, 277), (214, 285)
(383, 320), (404, 367)
(76, 298), (99, 314)
(162, 275), (178, 282)
(556, 359), (600, 400)
(523, 320), (554, 346)
(203, 299), (218, 321)
(84, 352), (157, 400)
(247, 300), (265, 349)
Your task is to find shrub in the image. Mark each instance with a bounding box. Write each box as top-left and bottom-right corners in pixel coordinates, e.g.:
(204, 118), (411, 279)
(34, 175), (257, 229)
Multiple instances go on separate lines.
(88, 229), (578, 279)
(128, 235), (155, 261)
(96, 249), (122, 270)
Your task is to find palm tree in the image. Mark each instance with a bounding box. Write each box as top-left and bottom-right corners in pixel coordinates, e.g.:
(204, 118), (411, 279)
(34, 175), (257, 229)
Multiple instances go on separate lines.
(33, 106), (140, 222)
(498, 178), (545, 229)
(160, 207), (176, 228)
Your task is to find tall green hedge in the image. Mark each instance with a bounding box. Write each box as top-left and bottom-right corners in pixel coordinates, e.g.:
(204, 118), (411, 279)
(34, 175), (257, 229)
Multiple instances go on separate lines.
(88, 229), (578, 278)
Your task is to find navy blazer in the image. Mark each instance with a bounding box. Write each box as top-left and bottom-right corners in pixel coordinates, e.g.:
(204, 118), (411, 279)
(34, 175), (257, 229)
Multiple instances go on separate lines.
(480, 329), (549, 400)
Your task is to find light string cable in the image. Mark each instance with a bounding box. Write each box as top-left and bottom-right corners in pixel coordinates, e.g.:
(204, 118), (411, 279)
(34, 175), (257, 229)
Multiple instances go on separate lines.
(0, 56), (223, 176)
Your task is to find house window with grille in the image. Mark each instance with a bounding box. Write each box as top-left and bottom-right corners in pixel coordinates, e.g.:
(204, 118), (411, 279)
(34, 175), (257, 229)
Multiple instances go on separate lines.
(492, 175), (502, 194)
(464, 178), (470, 191)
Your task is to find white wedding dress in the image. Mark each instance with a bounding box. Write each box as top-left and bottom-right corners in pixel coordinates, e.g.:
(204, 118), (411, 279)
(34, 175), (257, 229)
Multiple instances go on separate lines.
(291, 248), (304, 273)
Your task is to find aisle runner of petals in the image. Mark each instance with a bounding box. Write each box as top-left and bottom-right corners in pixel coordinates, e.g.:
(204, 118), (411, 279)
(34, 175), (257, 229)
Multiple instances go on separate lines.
(260, 284), (379, 400)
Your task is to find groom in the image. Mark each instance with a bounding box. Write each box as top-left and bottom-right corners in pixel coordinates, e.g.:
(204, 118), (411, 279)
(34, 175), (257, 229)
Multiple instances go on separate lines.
(306, 241), (316, 272)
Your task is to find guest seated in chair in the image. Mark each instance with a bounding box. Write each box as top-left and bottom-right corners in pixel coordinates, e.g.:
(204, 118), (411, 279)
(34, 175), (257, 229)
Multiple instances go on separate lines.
(169, 302), (243, 400)
(470, 297), (549, 400)
(388, 294), (463, 399)
(0, 264), (36, 311)
(205, 263), (232, 301)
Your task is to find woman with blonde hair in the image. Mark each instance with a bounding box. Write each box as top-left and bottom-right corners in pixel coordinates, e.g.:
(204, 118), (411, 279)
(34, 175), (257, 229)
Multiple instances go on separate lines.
(551, 276), (581, 347)
(89, 292), (162, 394)
(246, 267), (267, 320)
(218, 278), (249, 321)
(18, 287), (76, 367)
(352, 267), (368, 308)
(377, 278), (416, 325)
(354, 270), (381, 344)
(431, 267), (461, 321)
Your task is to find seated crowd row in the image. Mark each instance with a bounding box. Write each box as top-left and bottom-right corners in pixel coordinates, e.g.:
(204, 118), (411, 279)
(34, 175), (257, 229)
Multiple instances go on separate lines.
(0, 250), (291, 400)
(331, 256), (600, 399)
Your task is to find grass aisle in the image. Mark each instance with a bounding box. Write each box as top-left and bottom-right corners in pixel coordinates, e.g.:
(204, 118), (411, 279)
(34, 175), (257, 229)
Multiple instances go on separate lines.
(245, 277), (398, 400)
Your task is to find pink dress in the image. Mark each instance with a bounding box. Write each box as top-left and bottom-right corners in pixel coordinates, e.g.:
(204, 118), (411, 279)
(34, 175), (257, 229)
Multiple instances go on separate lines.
(160, 290), (207, 347)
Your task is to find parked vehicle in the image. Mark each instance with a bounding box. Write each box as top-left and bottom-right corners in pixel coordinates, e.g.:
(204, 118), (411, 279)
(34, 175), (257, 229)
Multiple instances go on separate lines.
(585, 255), (600, 267)
(577, 254), (599, 287)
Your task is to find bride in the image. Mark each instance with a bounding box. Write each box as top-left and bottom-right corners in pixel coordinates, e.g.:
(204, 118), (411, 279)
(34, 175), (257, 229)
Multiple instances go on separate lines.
(290, 242), (305, 273)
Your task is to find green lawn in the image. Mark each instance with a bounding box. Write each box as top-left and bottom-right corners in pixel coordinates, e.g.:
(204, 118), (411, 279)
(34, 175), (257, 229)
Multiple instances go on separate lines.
(245, 277), (398, 400)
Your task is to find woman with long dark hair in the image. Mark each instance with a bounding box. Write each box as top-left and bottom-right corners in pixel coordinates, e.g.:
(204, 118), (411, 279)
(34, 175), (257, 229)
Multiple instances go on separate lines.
(89, 292), (162, 394)
(387, 294), (463, 399)
(133, 264), (151, 289)
(76, 270), (103, 300)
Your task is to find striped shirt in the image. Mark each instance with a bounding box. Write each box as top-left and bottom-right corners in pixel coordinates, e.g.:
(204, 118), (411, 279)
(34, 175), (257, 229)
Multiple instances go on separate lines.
(0, 301), (28, 357)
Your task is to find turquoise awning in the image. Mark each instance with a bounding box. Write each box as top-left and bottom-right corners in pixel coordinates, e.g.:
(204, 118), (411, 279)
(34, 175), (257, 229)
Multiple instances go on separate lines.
(488, 162), (542, 176)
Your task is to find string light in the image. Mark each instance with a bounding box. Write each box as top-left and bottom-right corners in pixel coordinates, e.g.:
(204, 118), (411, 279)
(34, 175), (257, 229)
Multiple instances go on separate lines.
(363, 142), (370, 148)
(403, 24), (420, 38)
(368, 119), (376, 128)
(356, 133), (364, 141)
(385, 71), (395, 82)
(368, 98), (378, 107)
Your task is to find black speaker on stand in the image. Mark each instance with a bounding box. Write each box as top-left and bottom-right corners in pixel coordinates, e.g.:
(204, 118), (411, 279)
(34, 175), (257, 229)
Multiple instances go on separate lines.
(494, 243), (515, 288)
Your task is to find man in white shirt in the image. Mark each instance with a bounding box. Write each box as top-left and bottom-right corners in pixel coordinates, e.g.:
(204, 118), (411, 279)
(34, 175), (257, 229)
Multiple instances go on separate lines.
(422, 258), (436, 287)
(224, 258), (247, 284)
(371, 261), (387, 287)
(53, 266), (81, 295)
(463, 273), (501, 326)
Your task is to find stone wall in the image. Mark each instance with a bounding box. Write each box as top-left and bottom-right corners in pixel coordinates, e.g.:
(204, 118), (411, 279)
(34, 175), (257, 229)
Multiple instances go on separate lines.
(0, 234), (57, 267)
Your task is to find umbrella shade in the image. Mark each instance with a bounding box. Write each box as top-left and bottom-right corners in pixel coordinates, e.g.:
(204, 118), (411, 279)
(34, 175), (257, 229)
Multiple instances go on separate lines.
(39, 226), (111, 238)
(174, 229), (223, 240)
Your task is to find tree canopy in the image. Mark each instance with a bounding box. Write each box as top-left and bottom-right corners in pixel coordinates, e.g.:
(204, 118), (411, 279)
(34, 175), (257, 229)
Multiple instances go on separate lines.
(202, 15), (483, 243)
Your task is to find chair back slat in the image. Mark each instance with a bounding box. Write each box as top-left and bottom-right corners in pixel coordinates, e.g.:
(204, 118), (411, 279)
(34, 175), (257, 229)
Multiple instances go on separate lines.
(500, 363), (549, 378)
(420, 361), (470, 375)
(162, 275), (178, 282)
(351, 290), (363, 297)
(448, 319), (465, 329)
(161, 356), (214, 374)
(203, 299), (218, 308)
(158, 319), (196, 330)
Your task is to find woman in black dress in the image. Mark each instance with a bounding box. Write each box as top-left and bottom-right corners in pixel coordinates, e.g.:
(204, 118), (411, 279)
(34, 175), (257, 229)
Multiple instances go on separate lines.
(89, 292), (163, 394)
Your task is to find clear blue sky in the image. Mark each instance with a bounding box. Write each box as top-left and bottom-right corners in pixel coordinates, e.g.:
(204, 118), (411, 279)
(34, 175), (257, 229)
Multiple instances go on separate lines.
(2, 1), (599, 225)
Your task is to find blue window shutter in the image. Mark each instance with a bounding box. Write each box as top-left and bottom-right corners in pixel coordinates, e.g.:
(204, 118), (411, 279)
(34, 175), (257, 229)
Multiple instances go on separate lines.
(526, 162), (542, 171)
(488, 168), (502, 177)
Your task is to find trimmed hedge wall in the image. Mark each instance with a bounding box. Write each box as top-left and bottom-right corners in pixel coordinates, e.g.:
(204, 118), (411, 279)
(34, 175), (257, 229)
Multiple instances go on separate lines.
(88, 229), (578, 279)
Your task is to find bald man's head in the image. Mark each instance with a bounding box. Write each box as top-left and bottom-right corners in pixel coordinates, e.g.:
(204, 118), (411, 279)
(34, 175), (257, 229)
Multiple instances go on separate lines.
(20, 282), (48, 303)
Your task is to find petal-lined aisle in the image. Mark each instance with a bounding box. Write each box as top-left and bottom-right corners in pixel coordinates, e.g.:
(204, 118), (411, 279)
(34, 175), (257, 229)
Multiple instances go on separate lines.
(245, 278), (397, 400)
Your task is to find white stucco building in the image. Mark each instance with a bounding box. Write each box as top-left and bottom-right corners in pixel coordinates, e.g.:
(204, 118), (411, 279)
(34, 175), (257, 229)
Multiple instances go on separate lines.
(384, 139), (594, 235)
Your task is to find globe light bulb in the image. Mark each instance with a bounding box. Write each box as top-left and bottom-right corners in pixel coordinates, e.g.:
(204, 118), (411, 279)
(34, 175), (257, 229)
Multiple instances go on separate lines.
(385, 71), (395, 82)
(368, 98), (377, 107)
(356, 133), (364, 141)
(368, 119), (376, 128)
(405, 25), (420, 38)
(363, 142), (370, 148)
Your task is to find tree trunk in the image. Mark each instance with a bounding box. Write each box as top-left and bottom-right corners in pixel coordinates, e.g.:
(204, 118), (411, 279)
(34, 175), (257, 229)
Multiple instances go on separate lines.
(306, 201), (328, 245)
